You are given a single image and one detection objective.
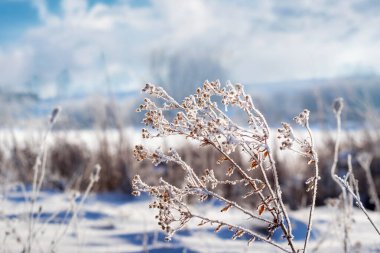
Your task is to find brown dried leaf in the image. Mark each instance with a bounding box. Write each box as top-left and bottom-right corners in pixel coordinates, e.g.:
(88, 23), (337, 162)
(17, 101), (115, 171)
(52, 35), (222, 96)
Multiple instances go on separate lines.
(200, 139), (212, 147)
(197, 220), (208, 226)
(226, 166), (235, 177)
(258, 203), (265, 215)
(305, 176), (318, 192)
(306, 182), (315, 192)
(305, 177), (314, 185)
(214, 224), (223, 233)
(201, 195), (209, 201)
(232, 230), (245, 240)
(221, 203), (233, 212)
(216, 156), (228, 165)
(250, 160), (258, 169)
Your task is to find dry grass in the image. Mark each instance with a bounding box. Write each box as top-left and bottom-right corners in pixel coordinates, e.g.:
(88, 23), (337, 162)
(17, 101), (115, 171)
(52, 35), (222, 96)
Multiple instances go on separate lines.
(1, 128), (380, 210)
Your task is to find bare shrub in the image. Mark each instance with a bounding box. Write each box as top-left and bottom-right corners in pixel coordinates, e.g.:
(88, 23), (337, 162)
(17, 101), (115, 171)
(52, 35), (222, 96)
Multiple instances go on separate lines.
(9, 142), (37, 183)
(90, 134), (133, 192)
(49, 138), (91, 190)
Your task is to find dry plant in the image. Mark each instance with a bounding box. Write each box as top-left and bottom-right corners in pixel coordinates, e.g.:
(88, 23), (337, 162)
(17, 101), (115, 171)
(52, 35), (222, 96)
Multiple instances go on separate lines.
(334, 162), (380, 237)
(2, 115), (379, 210)
(26, 107), (61, 253)
(311, 97), (380, 253)
(132, 81), (321, 253)
(0, 108), (102, 253)
(328, 98), (380, 250)
(328, 98), (353, 253)
(357, 152), (380, 212)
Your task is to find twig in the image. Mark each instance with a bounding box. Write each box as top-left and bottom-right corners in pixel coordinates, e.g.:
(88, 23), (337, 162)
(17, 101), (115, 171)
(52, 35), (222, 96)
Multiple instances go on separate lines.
(357, 153), (380, 212)
(334, 175), (380, 236)
(191, 214), (293, 253)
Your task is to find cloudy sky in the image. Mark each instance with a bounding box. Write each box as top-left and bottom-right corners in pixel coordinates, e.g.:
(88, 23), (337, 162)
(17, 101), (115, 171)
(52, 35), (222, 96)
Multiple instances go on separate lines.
(0, 0), (379, 98)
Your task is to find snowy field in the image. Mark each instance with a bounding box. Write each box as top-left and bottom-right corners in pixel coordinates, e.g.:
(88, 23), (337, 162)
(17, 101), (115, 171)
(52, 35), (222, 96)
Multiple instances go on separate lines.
(2, 127), (375, 162)
(1, 187), (379, 253)
(1, 128), (379, 252)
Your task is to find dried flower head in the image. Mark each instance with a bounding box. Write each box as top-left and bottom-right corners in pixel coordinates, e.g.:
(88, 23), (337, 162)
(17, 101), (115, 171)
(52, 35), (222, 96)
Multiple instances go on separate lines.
(332, 97), (344, 115)
(277, 123), (294, 150)
(90, 164), (101, 182)
(50, 107), (61, 124)
(293, 109), (310, 127)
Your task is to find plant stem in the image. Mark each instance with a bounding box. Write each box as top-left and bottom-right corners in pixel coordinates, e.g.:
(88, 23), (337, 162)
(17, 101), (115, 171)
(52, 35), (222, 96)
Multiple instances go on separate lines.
(303, 122), (319, 253)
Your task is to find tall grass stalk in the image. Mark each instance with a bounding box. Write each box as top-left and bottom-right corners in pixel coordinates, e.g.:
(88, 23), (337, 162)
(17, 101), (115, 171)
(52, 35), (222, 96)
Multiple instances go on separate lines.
(330, 98), (380, 240)
(26, 107), (60, 253)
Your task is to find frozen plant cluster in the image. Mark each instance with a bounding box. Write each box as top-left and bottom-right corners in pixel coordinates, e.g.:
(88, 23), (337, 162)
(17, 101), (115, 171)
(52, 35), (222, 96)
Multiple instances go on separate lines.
(132, 81), (320, 253)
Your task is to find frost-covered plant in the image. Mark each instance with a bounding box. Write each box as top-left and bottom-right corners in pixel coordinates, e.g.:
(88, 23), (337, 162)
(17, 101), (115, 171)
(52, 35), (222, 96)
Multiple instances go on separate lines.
(357, 152), (380, 212)
(0, 108), (102, 253)
(326, 98), (380, 252)
(327, 98), (352, 253)
(132, 81), (320, 253)
(311, 98), (380, 253)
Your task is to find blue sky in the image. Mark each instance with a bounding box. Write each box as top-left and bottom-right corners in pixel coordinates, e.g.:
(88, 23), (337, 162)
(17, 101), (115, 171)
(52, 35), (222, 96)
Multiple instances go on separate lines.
(0, 0), (146, 42)
(0, 0), (379, 98)
(0, 1), (40, 42)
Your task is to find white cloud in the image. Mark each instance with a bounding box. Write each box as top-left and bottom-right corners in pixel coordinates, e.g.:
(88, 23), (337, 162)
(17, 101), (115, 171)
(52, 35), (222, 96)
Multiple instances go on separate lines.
(1, 0), (380, 97)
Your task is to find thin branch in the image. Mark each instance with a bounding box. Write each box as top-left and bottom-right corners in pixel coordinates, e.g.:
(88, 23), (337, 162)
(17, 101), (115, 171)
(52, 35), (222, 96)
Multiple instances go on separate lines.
(204, 189), (273, 225)
(190, 214), (293, 253)
(335, 175), (380, 237)
(357, 153), (380, 212)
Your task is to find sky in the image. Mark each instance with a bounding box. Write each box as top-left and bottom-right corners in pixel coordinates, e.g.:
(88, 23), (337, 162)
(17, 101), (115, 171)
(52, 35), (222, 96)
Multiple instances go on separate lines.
(0, 0), (379, 98)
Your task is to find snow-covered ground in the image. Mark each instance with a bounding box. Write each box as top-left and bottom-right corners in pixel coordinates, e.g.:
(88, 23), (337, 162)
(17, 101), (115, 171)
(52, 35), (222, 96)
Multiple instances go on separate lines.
(1, 187), (379, 253)
(0, 127), (379, 252)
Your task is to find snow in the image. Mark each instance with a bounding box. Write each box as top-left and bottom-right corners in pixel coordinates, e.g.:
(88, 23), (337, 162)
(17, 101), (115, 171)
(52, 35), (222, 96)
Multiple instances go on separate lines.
(1, 188), (379, 253)
(0, 127), (379, 252)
